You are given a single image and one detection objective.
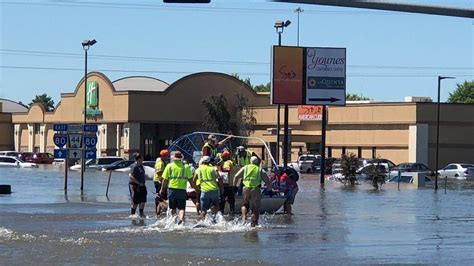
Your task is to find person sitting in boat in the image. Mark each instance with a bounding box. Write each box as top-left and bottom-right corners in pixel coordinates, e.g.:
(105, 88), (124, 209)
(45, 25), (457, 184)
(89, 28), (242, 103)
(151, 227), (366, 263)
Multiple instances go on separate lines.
(278, 167), (299, 215)
(236, 146), (258, 167)
(184, 160), (200, 214)
(193, 156), (224, 220)
(153, 149), (169, 216)
(234, 156), (273, 227)
(202, 134), (232, 164)
(160, 151), (196, 225)
(218, 150), (237, 214)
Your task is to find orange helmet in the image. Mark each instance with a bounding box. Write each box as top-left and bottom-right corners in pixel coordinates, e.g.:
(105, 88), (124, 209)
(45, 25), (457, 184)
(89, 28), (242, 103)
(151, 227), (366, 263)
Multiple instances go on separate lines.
(160, 149), (169, 156)
(222, 150), (230, 159)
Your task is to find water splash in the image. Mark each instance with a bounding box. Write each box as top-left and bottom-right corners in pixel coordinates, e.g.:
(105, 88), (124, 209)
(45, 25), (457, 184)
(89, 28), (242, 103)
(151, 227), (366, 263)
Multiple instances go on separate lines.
(86, 212), (285, 235)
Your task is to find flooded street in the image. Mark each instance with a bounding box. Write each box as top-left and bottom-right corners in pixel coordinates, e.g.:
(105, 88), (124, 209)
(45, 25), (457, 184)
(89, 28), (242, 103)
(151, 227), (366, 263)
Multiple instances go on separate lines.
(1, 166), (474, 265)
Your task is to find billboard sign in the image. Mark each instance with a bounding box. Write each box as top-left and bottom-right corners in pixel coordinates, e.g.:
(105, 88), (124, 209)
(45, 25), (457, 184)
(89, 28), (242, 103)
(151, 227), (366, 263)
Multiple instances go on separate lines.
(271, 46), (304, 105)
(271, 46), (346, 106)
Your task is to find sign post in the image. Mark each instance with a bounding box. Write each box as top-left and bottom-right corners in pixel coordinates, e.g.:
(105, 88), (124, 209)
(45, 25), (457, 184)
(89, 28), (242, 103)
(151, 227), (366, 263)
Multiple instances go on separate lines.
(53, 124), (69, 192)
(272, 46), (346, 183)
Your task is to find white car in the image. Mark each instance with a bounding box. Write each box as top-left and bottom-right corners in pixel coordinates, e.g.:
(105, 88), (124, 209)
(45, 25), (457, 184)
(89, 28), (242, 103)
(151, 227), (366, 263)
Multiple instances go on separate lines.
(438, 163), (474, 180)
(0, 155), (38, 168)
(70, 156), (124, 171)
(114, 161), (155, 179)
(297, 154), (321, 173)
(0, 151), (21, 158)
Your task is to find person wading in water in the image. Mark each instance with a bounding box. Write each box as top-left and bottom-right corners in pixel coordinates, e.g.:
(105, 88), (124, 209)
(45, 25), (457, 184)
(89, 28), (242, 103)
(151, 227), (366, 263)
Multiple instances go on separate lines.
(129, 152), (147, 218)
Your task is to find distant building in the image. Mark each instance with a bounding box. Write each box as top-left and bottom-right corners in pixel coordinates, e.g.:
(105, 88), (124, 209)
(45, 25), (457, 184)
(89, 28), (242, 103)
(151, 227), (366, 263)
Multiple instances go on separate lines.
(5, 72), (474, 169)
(0, 99), (26, 150)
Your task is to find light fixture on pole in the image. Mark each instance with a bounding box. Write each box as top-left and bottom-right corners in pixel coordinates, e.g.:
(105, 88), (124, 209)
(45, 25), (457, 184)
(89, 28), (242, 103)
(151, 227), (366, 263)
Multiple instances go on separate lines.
(80, 39), (97, 193)
(434, 75), (454, 192)
(274, 20), (291, 168)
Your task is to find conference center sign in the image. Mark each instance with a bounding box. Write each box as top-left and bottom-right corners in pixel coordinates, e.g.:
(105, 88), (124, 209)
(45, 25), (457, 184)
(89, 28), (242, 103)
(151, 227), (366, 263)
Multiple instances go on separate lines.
(271, 46), (346, 106)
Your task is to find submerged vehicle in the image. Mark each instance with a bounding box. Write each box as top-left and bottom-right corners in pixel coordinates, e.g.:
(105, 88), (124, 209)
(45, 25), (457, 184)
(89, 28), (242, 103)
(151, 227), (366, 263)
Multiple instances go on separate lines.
(168, 132), (292, 214)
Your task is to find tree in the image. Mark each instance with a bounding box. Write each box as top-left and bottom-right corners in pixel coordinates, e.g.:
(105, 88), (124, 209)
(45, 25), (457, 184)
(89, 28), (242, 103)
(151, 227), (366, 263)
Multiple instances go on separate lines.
(340, 153), (359, 186)
(254, 82), (271, 92)
(29, 93), (55, 111)
(447, 80), (474, 104)
(202, 94), (256, 140)
(232, 73), (270, 93)
(346, 93), (371, 101)
(364, 164), (386, 190)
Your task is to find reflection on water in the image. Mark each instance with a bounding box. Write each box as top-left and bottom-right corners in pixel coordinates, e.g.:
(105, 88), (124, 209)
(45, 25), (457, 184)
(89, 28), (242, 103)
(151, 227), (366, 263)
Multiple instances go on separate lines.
(1, 166), (474, 264)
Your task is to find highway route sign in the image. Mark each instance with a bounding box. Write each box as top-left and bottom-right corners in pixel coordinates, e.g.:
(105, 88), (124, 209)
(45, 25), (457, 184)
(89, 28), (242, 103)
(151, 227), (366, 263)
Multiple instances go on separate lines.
(53, 133), (68, 148)
(67, 124), (83, 133)
(54, 149), (67, 159)
(83, 124), (98, 132)
(68, 149), (82, 159)
(83, 134), (98, 149)
(68, 134), (82, 149)
(85, 149), (97, 160)
(53, 124), (68, 132)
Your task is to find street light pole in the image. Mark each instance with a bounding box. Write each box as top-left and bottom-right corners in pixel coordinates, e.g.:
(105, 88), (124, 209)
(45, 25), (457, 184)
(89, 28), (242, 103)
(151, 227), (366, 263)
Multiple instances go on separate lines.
(434, 75), (454, 191)
(274, 20), (291, 168)
(294, 7), (304, 46)
(81, 39), (97, 193)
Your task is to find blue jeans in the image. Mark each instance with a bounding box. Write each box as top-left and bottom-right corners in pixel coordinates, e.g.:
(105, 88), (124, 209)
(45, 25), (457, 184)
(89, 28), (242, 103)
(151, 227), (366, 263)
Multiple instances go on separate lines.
(200, 190), (219, 211)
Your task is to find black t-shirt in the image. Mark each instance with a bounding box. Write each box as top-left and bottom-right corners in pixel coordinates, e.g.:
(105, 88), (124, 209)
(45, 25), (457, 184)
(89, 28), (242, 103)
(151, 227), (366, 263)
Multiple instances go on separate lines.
(131, 164), (146, 184)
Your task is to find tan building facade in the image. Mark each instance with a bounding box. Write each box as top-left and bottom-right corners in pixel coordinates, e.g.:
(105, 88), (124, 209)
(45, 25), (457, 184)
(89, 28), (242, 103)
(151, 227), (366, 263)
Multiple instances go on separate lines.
(6, 71), (474, 169)
(11, 72), (268, 160)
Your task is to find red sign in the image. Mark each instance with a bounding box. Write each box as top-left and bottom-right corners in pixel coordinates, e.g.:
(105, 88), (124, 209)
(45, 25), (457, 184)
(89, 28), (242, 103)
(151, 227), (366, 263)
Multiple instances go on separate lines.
(272, 46), (303, 105)
(298, 105), (322, 121)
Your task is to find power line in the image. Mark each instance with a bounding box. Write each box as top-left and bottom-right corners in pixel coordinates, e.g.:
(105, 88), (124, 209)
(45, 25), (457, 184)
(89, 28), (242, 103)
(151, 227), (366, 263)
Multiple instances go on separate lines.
(0, 0), (400, 15)
(1, 65), (472, 78)
(2, 48), (473, 71)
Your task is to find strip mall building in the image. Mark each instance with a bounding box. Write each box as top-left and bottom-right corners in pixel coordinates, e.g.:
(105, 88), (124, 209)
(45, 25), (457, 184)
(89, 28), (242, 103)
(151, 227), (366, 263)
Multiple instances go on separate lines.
(4, 71), (474, 169)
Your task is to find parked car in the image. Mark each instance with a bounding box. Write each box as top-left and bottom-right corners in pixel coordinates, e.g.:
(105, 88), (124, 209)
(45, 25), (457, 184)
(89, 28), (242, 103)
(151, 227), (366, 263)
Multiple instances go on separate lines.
(0, 151), (22, 158)
(23, 152), (55, 164)
(297, 154), (321, 173)
(388, 174), (431, 183)
(356, 163), (389, 180)
(70, 156), (124, 171)
(388, 162), (432, 179)
(0, 155), (38, 168)
(364, 158), (396, 170)
(437, 163), (474, 180)
(101, 160), (134, 171)
(52, 159), (65, 166)
(113, 161), (156, 179)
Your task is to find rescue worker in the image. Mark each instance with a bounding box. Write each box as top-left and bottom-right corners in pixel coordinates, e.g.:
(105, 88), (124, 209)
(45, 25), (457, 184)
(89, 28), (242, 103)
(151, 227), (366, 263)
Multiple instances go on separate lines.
(202, 134), (232, 164)
(236, 146), (257, 167)
(128, 152), (147, 218)
(153, 149), (169, 215)
(218, 150), (237, 214)
(159, 151), (195, 225)
(193, 156), (224, 219)
(234, 156), (273, 227)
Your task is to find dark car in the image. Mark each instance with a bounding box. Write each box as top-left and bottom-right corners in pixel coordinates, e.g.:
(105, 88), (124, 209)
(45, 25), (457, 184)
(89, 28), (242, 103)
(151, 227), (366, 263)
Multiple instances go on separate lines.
(388, 162), (433, 180)
(366, 158), (396, 170)
(101, 160), (133, 171)
(23, 153), (54, 164)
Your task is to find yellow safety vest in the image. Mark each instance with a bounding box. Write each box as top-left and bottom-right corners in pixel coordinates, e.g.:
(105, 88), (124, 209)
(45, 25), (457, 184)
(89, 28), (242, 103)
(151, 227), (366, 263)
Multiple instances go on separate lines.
(153, 158), (166, 182)
(238, 150), (253, 167)
(196, 164), (219, 192)
(203, 142), (217, 158)
(243, 164), (262, 188)
(162, 161), (192, 190)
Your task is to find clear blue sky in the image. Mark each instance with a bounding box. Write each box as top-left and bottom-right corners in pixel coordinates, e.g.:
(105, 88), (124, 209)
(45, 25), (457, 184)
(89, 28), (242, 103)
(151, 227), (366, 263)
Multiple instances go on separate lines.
(0, 0), (472, 105)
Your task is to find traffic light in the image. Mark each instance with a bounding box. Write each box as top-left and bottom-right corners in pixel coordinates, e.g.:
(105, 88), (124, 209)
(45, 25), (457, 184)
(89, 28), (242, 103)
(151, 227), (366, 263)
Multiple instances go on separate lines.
(163, 0), (210, 3)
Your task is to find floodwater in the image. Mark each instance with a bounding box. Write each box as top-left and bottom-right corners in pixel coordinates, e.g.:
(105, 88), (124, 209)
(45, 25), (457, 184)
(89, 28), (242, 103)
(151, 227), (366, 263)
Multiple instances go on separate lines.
(1, 165), (474, 265)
